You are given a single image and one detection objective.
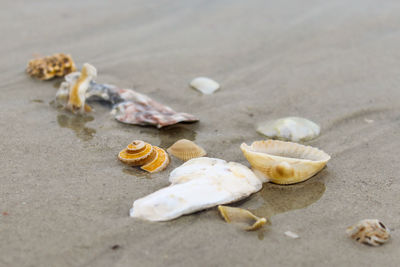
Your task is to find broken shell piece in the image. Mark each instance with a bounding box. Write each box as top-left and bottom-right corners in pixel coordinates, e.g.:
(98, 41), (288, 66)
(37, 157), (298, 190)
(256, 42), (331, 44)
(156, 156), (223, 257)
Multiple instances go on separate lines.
(118, 141), (169, 173)
(240, 140), (330, 184)
(218, 205), (266, 231)
(27, 53), (76, 80)
(141, 146), (170, 173)
(257, 117), (320, 142)
(167, 139), (206, 161)
(55, 63), (97, 114)
(190, 77), (220, 95)
(130, 157), (263, 221)
(284, 231), (299, 239)
(346, 219), (390, 246)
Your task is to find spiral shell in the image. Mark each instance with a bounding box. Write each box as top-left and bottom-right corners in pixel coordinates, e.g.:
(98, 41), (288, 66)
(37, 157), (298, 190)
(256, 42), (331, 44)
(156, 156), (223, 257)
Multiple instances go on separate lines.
(346, 219), (390, 246)
(118, 140), (169, 173)
(167, 139), (206, 161)
(240, 140), (330, 184)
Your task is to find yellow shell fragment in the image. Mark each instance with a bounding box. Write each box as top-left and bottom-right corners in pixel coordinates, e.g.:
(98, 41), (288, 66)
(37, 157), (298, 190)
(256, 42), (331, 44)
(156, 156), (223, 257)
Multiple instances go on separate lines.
(240, 140), (330, 185)
(167, 139), (206, 161)
(346, 219), (390, 246)
(118, 140), (169, 173)
(218, 205), (267, 231)
(26, 53), (76, 80)
(141, 146), (170, 173)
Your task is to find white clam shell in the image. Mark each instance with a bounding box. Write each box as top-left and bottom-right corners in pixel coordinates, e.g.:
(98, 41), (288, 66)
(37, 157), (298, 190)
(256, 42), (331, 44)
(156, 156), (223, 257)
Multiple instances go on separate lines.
(190, 77), (220, 95)
(130, 157), (263, 221)
(257, 117), (320, 142)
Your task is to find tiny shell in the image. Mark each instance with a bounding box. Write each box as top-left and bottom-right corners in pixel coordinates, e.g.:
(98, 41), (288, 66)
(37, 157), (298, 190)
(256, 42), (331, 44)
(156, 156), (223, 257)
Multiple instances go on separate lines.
(141, 146), (170, 173)
(257, 117), (320, 142)
(167, 139), (206, 161)
(240, 140), (330, 184)
(190, 77), (220, 95)
(218, 205), (267, 231)
(346, 219), (390, 246)
(130, 157), (263, 221)
(284, 231), (299, 239)
(118, 140), (155, 166)
(27, 53), (76, 80)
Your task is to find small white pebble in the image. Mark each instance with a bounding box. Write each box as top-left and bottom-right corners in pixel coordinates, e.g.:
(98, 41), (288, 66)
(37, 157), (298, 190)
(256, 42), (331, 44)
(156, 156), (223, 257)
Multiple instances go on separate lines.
(364, 119), (374, 124)
(284, 231), (299, 239)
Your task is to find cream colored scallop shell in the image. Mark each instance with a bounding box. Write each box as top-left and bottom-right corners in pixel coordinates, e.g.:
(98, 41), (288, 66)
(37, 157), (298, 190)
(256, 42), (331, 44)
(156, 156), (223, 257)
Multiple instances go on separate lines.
(218, 205), (267, 231)
(167, 139), (206, 161)
(346, 219), (390, 246)
(240, 140), (330, 184)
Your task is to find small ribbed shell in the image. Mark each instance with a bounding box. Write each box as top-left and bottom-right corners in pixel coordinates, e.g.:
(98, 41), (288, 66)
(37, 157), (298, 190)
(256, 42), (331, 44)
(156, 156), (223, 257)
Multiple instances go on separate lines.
(218, 205), (267, 231)
(141, 146), (170, 173)
(346, 219), (390, 246)
(118, 140), (156, 166)
(167, 139), (206, 161)
(240, 140), (330, 185)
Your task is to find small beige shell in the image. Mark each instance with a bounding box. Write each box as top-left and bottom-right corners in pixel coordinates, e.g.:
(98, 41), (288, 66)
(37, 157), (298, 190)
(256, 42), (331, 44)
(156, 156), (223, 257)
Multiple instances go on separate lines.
(240, 140), (330, 184)
(218, 205), (267, 231)
(167, 139), (206, 161)
(346, 219), (390, 246)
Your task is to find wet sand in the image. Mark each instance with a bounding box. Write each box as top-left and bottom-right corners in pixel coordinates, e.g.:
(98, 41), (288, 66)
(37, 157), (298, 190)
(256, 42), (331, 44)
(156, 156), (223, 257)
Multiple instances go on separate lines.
(1, 0), (400, 266)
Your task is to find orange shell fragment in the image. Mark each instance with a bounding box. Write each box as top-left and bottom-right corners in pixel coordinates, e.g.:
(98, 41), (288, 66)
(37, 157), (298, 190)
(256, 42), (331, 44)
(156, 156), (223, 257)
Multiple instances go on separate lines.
(26, 53), (76, 80)
(141, 147), (170, 173)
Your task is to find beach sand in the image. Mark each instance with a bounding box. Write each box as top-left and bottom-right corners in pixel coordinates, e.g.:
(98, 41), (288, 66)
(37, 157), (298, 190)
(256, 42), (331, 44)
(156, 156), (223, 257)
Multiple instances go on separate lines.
(1, 0), (400, 266)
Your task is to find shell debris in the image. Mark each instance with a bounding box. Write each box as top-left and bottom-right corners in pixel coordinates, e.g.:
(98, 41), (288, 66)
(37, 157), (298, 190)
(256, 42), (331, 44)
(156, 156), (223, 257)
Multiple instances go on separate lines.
(27, 53), (76, 80)
(118, 140), (169, 173)
(284, 231), (299, 239)
(346, 219), (390, 246)
(167, 139), (206, 161)
(257, 117), (320, 142)
(190, 77), (220, 95)
(218, 205), (267, 231)
(240, 140), (330, 184)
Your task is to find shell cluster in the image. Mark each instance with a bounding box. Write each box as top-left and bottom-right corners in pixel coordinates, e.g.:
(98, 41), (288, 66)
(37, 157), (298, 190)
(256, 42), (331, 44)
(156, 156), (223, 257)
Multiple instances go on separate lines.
(346, 219), (390, 246)
(27, 53), (76, 80)
(167, 139), (206, 161)
(257, 117), (320, 142)
(218, 205), (267, 231)
(241, 140), (330, 184)
(118, 140), (169, 173)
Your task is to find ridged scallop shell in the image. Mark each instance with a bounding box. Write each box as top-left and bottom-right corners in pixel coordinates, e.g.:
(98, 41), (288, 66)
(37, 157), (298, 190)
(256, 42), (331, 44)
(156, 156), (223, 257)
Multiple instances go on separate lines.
(346, 219), (390, 246)
(118, 141), (169, 173)
(167, 139), (206, 161)
(240, 140), (330, 184)
(257, 117), (320, 142)
(27, 53), (76, 80)
(218, 205), (267, 231)
(141, 146), (170, 173)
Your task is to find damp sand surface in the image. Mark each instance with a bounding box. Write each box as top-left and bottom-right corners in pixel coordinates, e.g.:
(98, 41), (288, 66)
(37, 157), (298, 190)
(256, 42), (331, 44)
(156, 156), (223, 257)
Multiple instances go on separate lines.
(2, 1), (400, 266)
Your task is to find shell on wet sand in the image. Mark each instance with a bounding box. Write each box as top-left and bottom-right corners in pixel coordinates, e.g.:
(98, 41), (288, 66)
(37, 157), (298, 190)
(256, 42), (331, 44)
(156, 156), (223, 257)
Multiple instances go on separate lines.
(130, 157), (263, 221)
(240, 140), (330, 184)
(346, 219), (390, 246)
(190, 77), (220, 95)
(218, 205), (267, 231)
(167, 139), (206, 161)
(118, 140), (169, 173)
(257, 117), (320, 142)
(27, 53), (76, 80)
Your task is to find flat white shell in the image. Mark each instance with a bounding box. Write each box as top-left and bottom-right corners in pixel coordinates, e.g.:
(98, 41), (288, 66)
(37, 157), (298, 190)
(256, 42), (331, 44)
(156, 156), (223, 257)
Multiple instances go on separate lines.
(190, 77), (220, 95)
(257, 117), (320, 142)
(130, 157), (263, 221)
